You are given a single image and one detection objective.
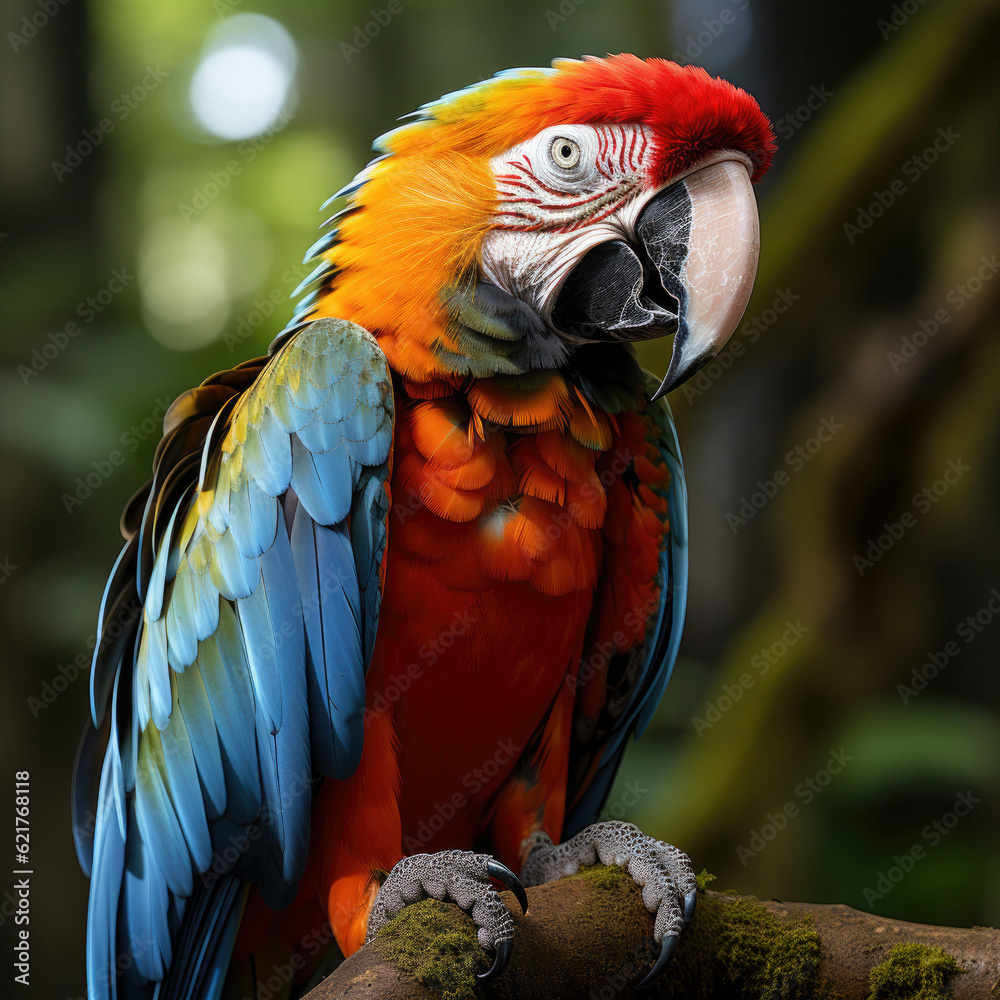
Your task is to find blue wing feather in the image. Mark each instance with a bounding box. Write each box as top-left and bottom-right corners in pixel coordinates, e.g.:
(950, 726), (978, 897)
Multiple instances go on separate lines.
(289, 509), (366, 779)
(78, 318), (394, 999)
(199, 626), (261, 824)
(173, 665), (226, 820)
(90, 541), (137, 726)
(153, 877), (246, 1000)
(88, 748), (127, 1000)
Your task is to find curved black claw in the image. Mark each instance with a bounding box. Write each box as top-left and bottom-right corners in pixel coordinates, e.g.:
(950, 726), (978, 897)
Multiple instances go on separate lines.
(683, 888), (697, 925)
(636, 932), (679, 990)
(478, 936), (513, 981)
(487, 859), (529, 915)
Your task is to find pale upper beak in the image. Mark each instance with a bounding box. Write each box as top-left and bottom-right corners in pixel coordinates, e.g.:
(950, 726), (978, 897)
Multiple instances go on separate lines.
(550, 155), (760, 398)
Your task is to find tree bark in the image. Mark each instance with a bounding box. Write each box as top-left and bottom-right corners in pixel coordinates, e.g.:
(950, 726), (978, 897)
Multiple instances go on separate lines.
(302, 868), (1000, 1000)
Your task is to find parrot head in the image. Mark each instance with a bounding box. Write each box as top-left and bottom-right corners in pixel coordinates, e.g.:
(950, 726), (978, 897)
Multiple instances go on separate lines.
(302, 55), (775, 400)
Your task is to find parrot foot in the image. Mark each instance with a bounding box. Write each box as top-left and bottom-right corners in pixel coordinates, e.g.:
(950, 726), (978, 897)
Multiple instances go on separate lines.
(365, 851), (528, 981)
(521, 821), (696, 989)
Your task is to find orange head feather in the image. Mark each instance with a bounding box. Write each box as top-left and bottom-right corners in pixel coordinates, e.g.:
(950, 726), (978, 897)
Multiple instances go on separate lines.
(304, 54), (775, 390)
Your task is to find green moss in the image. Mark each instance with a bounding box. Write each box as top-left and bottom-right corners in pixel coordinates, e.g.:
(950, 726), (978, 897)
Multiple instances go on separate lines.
(867, 943), (963, 1000)
(577, 862), (634, 892)
(760, 916), (823, 1000)
(371, 872), (825, 1000)
(570, 868), (821, 1000)
(696, 868), (717, 890)
(579, 863), (721, 894)
(372, 898), (481, 1000)
(657, 892), (821, 1000)
(715, 900), (822, 1000)
(576, 863), (656, 931)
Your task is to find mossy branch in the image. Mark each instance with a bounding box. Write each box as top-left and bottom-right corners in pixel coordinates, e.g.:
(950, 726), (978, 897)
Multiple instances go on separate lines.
(302, 866), (1000, 1000)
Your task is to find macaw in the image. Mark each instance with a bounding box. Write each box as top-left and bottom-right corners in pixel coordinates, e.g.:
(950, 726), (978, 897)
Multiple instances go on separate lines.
(74, 54), (773, 999)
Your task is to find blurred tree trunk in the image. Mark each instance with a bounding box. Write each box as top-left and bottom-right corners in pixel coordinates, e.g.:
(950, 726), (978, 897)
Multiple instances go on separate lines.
(636, 0), (1000, 913)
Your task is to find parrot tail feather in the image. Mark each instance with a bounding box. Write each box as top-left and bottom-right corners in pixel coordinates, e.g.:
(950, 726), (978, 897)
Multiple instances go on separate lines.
(156, 876), (247, 1000)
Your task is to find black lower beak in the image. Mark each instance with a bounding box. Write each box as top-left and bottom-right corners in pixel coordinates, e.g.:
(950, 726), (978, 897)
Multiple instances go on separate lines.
(549, 157), (760, 399)
(550, 239), (679, 342)
(551, 184), (692, 345)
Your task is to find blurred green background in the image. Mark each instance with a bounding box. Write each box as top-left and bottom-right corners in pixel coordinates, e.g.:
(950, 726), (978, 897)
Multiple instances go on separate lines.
(2, 0), (999, 995)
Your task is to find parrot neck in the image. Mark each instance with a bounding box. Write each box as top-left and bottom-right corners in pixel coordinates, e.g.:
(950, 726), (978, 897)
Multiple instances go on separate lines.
(309, 269), (646, 435)
(393, 341), (646, 439)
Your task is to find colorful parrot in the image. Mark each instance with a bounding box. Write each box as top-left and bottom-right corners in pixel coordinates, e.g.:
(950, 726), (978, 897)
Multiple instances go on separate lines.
(74, 55), (773, 998)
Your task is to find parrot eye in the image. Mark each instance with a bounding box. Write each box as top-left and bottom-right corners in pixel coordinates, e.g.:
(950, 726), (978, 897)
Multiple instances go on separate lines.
(550, 137), (581, 169)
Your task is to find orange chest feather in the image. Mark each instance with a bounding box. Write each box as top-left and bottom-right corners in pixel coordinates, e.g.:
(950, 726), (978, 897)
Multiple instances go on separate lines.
(363, 389), (670, 839)
(388, 391), (616, 597)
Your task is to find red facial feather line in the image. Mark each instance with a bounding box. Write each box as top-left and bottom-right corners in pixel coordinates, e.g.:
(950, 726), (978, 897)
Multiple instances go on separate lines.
(492, 123), (654, 233)
(595, 127), (612, 181)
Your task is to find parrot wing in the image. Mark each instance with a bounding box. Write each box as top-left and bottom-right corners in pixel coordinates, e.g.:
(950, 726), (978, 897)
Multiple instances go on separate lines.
(564, 373), (688, 836)
(73, 317), (393, 1000)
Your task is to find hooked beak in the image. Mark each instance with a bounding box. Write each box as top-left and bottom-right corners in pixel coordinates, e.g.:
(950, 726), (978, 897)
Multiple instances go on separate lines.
(551, 156), (760, 398)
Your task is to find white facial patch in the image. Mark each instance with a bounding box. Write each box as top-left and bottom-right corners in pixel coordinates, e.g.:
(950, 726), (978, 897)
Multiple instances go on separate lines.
(480, 123), (657, 323)
(491, 123), (654, 231)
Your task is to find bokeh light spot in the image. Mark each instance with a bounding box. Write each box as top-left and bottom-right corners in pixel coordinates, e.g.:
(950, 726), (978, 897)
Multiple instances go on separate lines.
(189, 14), (298, 141)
